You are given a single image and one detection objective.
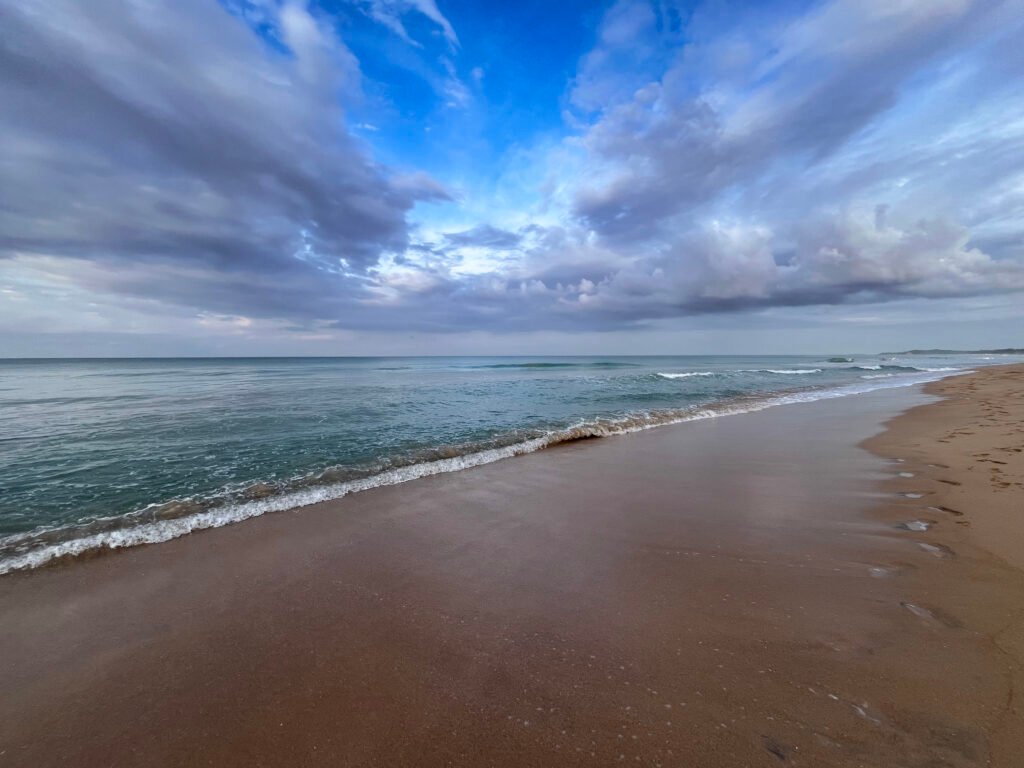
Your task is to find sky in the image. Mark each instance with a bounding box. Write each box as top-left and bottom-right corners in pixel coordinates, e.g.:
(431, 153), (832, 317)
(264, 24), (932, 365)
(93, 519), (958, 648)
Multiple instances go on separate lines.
(1, 0), (1023, 356)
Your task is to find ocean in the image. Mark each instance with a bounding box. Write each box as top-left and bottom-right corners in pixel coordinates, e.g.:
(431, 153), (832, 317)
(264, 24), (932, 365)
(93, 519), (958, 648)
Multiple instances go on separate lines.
(0, 353), (1016, 574)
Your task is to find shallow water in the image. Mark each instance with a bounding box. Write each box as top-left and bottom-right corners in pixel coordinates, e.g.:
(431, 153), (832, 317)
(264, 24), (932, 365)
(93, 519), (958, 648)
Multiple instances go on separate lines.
(0, 353), (1017, 572)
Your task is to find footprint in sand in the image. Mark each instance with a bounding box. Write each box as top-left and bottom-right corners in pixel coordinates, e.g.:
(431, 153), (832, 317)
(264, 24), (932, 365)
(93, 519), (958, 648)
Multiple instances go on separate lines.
(927, 505), (963, 516)
(917, 542), (955, 559)
(868, 562), (917, 578)
(901, 602), (962, 628)
(868, 566), (893, 578)
(761, 735), (789, 761)
(895, 520), (932, 532)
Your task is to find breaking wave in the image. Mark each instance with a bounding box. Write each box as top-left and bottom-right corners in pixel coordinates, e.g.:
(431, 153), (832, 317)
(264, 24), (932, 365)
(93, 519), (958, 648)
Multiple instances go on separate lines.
(852, 364), (957, 373)
(0, 367), (967, 576)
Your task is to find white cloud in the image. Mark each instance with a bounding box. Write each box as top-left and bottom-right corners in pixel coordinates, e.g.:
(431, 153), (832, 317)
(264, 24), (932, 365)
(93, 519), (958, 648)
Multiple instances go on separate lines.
(359, 0), (459, 47)
(2, 0), (1023, 349)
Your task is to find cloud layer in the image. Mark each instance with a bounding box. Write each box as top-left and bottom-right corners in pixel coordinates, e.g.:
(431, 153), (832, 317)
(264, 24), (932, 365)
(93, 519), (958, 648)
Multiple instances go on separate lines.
(0, 0), (445, 322)
(1, 0), (1023, 345)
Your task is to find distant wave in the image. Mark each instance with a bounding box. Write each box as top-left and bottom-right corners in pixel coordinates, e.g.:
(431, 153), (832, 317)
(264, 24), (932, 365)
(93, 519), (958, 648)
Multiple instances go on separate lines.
(853, 364), (958, 373)
(0, 367), (969, 576)
(758, 368), (822, 375)
(3, 393), (153, 407)
(471, 361), (641, 370)
(657, 371), (716, 379)
(851, 364), (911, 371)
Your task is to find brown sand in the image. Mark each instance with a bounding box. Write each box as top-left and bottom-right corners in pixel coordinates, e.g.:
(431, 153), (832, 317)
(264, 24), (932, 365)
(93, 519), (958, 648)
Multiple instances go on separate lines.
(1, 366), (1022, 767)
(862, 364), (1024, 765)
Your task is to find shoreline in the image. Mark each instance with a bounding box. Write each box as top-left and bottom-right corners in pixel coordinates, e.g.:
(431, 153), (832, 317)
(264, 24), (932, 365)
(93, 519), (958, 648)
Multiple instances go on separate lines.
(1, 366), (1022, 765)
(1, 367), (973, 576)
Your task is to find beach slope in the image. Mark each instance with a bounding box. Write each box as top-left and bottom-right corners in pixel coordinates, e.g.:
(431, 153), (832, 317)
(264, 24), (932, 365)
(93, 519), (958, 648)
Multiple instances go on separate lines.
(1, 367), (1022, 766)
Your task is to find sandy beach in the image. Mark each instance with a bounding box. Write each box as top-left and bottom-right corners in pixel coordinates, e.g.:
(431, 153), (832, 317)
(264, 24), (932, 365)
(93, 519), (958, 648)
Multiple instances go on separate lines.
(1, 365), (1022, 767)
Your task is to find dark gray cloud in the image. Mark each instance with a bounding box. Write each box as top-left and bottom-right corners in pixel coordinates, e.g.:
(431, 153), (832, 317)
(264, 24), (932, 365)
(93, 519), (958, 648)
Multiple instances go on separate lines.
(564, 213), (1024, 323)
(537, 0), (1024, 327)
(372, 208), (1022, 335)
(572, 0), (1018, 241)
(0, 0), (446, 319)
(1, 0), (1023, 343)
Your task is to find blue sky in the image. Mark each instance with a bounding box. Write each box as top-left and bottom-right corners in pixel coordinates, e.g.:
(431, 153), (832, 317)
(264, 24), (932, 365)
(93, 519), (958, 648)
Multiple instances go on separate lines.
(1, 0), (1023, 355)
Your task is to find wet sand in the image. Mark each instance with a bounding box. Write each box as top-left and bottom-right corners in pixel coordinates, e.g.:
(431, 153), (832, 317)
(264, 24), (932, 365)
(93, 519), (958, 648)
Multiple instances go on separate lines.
(1, 367), (1022, 766)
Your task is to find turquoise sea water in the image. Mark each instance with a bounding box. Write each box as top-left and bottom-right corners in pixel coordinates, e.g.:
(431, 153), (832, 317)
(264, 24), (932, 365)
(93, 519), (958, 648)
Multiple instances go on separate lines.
(0, 353), (1017, 573)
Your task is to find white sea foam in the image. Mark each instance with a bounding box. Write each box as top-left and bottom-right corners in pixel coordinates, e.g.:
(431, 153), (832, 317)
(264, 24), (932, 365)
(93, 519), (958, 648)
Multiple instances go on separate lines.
(761, 368), (821, 375)
(657, 371), (715, 379)
(0, 366), (968, 575)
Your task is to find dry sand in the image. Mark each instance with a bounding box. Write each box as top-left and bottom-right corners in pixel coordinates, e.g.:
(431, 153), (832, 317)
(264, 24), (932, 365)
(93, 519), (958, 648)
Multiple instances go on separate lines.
(0, 365), (1022, 767)
(862, 364), (1024, 765)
